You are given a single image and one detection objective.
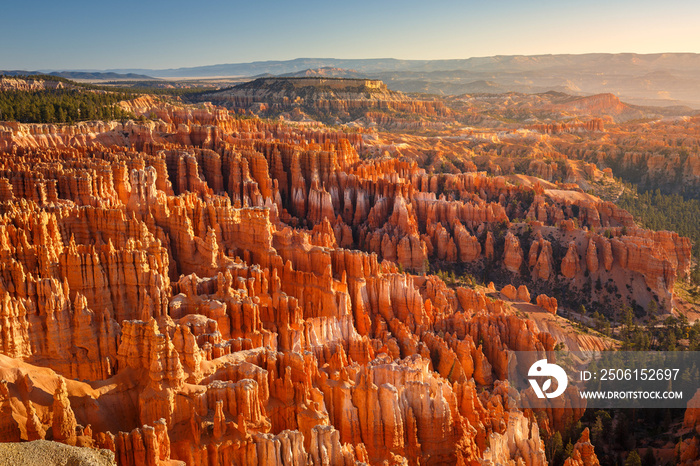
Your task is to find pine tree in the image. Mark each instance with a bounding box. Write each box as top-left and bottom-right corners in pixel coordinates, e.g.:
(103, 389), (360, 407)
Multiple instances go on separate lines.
(642, 447), (655, 466)
(547, 431), (564, 464)
(624, 450), (641, 466)
(591, 415), (604, 444)
(647, 300), (657, 318)
(563, 440), (573, 462)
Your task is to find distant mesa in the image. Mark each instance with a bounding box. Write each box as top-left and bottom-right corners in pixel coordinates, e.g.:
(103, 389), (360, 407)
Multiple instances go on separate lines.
(198, 76), (440, 126)
(280, 66), (369, 79)
(236, 76), (387, 92)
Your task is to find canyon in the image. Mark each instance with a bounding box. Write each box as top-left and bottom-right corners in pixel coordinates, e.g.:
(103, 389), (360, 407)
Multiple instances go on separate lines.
(0, 74), (697, 465)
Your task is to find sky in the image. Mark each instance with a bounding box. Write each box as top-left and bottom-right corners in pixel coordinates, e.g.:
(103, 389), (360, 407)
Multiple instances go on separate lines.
(2, 0), (699, 71)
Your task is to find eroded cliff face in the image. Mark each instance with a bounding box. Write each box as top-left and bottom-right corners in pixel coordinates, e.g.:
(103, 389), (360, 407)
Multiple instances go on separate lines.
(0, 77), (69, 92)
(201, 77), (453, 129)
(0, 101), (669, 466)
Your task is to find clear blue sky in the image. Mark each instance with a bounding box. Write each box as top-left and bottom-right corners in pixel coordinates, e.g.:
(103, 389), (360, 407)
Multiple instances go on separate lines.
(2, 0), (699, 70)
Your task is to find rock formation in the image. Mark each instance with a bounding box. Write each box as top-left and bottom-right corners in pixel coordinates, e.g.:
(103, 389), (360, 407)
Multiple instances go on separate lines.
(8, 92), (691, 466)
(561, 241), (580, 279)
(563, 428), (600, 466)
(536, 294), (558, 314)
(0, 381), (21, 442)
(503, 232), (524, 273)
(52, 377), (78, 442)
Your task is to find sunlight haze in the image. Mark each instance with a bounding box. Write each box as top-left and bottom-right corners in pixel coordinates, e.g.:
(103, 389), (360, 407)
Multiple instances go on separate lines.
(2, 0), (699, 70)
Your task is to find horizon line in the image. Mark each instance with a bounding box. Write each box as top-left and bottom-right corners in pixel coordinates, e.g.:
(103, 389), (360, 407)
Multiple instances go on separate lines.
(3, 51), (699, 74)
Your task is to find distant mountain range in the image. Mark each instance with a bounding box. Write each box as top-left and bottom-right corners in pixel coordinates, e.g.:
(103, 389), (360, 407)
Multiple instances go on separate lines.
(0, 70), (156, 81)
(100, 54), (700, 108)
(5, 54), (700, 108)
(104, 53), (700, 77)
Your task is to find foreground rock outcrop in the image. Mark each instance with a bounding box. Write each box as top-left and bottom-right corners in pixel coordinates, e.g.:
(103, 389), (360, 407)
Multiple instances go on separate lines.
(0, 440), (116, 466)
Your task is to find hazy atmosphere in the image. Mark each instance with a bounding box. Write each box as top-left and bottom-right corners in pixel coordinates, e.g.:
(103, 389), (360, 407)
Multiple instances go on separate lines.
(3, 0), (700, 69)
